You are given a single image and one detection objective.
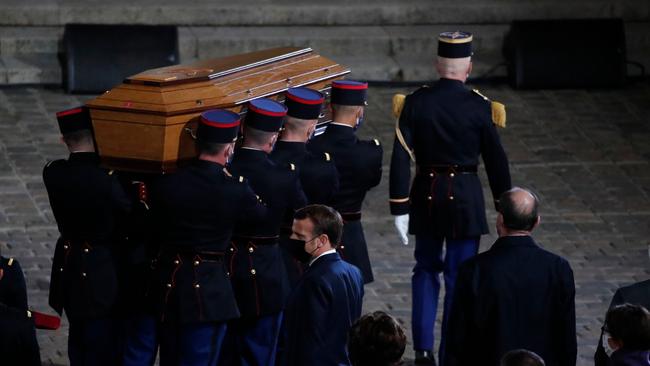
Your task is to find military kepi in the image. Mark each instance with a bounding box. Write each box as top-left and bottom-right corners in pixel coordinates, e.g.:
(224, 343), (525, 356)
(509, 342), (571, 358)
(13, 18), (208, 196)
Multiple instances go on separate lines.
(285, 87), (324, 120)
(331, 80), (368, 106)
(55, 106), (92, 134)
(245, 98), (287, 132)
(198, 109), (241, 143)
(438, 31), (473, 58)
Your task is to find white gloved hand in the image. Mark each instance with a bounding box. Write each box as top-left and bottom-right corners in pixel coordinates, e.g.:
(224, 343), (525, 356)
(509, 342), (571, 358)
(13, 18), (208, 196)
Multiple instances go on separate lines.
(394, 214), (410, 245)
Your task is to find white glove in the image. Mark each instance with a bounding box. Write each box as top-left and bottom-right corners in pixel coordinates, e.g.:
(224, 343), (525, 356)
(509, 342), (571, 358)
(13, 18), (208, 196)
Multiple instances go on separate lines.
(394, 214), (410, 245)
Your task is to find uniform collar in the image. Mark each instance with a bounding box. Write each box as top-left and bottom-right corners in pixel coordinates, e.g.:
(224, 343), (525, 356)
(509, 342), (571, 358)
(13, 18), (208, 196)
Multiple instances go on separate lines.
(68, 152), (100, 164)
(323, 123), (356, 139)
(275, 140), (307, 154)
(437, 77), (466, 89)
(235, 147), (269, 162)
(194, 159), (226, 172)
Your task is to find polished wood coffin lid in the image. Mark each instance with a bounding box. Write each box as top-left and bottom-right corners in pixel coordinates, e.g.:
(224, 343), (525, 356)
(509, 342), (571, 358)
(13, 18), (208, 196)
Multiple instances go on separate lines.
(85, 47), (350, 173)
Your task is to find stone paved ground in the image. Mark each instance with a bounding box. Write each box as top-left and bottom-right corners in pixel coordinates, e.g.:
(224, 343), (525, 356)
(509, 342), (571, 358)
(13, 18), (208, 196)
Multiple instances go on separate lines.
(0, 80), (649, 365)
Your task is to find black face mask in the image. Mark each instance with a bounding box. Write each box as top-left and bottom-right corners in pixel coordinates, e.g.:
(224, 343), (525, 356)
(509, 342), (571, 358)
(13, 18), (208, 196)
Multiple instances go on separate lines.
(287, 236), (318, 264)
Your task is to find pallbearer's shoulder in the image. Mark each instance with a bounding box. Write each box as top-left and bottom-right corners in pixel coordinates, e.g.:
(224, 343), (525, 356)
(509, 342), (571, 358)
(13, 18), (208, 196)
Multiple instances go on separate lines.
(43, 158), (65, 171)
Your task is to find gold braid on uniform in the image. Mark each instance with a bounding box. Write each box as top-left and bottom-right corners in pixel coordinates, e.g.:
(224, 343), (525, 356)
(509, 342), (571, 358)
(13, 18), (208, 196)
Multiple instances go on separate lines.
(472, 89), (506, 128)
(392, 94), (415, 162)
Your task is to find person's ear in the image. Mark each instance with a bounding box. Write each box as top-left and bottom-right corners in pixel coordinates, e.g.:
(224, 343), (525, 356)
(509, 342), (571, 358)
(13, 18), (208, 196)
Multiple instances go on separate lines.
(496, 213), (505, 236)
(467, 61), (473, 77)
(532, 215), (541, 230)
(307, 123), (316, 139)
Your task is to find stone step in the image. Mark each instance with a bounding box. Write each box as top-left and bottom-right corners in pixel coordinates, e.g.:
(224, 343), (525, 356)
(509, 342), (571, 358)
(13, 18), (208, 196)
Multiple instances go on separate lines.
(4, 23), (649, 60)
(1, 23), (648, 84)
(0, 0), (648, 26)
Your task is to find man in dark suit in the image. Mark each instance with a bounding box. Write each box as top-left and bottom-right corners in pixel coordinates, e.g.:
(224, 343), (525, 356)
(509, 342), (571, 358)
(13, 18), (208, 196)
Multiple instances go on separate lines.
(152, 109), (267, 366)
(43, 106), (132, 366)
(282, 204), (364, 366)
(308, 80), (383, 284)
(271, 87), (339, 286)
(595, 277), (650, 365)
(223, 98), (308, 366)
(445, 187), (576, 366)
(389, 31), (511, 364)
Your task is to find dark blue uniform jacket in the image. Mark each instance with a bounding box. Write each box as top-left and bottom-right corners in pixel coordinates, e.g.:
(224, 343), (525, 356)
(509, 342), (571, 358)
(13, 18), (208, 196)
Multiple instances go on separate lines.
(228, 148), (308, 317)
(43, 152), (131, 321)
(389, 78), (511, 238)
(151, 159), (266, 324)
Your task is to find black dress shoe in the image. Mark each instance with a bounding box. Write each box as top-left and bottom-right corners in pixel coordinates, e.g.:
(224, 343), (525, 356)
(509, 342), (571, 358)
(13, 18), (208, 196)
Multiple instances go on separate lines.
(415, 350), (436, 365)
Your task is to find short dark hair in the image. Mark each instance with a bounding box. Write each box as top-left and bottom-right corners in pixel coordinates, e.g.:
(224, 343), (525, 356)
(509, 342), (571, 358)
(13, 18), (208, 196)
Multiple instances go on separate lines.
(62, 129), (94, 148)
(500, 349), (545, 366)
(499, 187), (539, 231)
(348, 311), (407, 366)
(605, 303), (650, 350)
(293, 204), (343, 248)
(197, 141), (229, 155)
(244, 126), (276, 146)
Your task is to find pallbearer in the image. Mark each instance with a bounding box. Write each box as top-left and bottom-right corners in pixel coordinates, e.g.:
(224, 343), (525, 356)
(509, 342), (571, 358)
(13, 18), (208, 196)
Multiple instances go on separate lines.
(389, 31), (511, 365)
(308, 80), (383, 284)
(44, 106), (132, 366)
(223, 98), (308, 366)
(151, 109), (267, 366)
(270, 87), (339, 285)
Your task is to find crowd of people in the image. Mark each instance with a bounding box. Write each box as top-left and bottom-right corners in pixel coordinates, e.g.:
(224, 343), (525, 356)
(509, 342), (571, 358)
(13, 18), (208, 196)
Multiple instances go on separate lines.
(0, 30), (648, 366)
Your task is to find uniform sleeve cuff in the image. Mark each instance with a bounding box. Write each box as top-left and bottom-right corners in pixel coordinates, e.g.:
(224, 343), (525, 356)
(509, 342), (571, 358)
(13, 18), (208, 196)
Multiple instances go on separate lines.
(390, 200), (410, 215)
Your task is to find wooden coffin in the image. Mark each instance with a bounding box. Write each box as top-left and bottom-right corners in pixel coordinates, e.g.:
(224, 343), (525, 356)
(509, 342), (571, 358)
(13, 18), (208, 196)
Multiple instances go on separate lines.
(85, 47), (350, 173)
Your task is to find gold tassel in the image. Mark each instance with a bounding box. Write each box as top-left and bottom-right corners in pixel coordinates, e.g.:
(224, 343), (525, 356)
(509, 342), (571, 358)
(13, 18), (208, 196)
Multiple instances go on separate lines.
(491, 101), (506, 128)
(392, 94), (406, 119)
(392, 94), (415, 162)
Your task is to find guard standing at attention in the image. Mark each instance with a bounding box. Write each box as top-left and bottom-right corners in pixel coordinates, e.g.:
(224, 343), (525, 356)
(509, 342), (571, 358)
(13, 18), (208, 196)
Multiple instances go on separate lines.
(308, 80), (383, 284)
(151, 109), (267, 366)
(223, 98), (308, 366)
(270, 87), (339, 285)
(389, 31), (511, 365)
(43, 106), (132, 366)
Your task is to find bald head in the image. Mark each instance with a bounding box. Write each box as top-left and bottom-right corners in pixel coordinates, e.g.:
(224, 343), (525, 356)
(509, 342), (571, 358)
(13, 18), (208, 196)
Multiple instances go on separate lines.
(498, 187), (540, 234)
(436, 56), (472, 82)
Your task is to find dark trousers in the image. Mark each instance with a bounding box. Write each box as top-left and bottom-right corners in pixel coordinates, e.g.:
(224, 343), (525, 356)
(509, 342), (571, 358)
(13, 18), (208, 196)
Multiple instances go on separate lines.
(68, 317), (121, 366)
(123, 315), (158, 366)
(411, 235), (479, 363)
(221, 312), (284, 366)
(159, 321), (227, 366)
